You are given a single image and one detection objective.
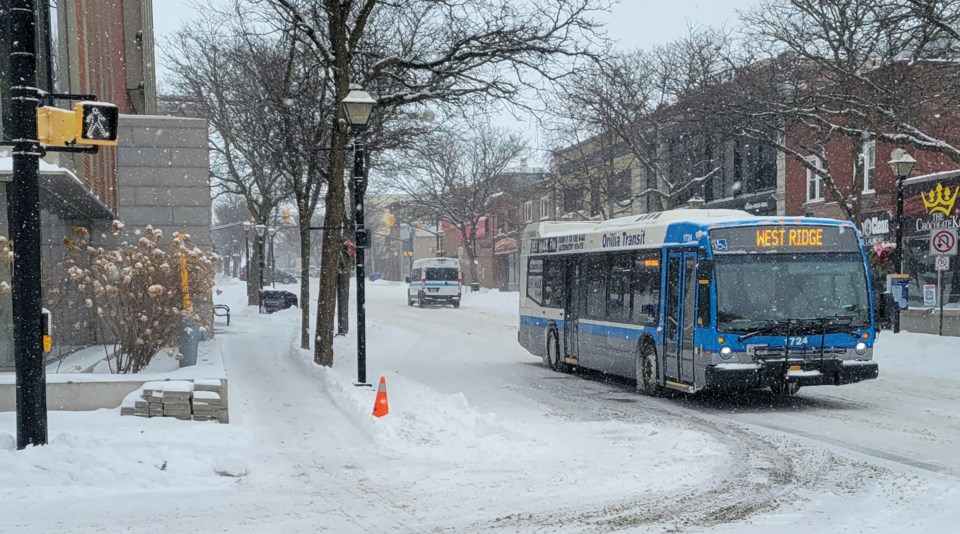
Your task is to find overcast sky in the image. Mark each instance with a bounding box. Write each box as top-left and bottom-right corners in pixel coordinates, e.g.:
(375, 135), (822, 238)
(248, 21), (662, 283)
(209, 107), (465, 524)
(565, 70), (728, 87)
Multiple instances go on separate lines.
(153, 0), (755, 83)
(152, 0), (756, 158)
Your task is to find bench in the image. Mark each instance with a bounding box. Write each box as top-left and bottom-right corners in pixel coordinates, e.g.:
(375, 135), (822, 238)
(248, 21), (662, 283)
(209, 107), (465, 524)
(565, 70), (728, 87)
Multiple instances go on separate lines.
(213, 304), (231, 326)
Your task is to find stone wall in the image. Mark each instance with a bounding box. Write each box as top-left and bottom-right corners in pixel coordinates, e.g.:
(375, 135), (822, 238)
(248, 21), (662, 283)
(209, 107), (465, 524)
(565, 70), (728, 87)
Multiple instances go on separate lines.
(115, 114), (214, 330)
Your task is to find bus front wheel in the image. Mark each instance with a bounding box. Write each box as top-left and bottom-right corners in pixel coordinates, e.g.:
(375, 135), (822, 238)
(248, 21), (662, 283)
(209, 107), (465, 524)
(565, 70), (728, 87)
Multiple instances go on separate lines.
(636, 343), (660, 396)
(545, 329), (566, 372)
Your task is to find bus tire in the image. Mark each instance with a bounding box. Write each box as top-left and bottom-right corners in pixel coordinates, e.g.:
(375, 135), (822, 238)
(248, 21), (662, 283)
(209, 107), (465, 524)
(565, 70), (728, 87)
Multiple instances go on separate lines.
(636, 342), (660, 396)
(545, 329), (566, 372)
(771, 381), (801, 396)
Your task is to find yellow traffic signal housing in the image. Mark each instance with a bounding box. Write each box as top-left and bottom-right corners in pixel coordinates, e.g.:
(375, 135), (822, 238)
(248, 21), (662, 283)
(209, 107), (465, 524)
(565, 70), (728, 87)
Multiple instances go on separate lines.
(41, 308), (52, 353)
(281, 210), (293, 226)
(37, 106), (79, 146)
(36, 102), (119, 147)
(384, 212), (395, 228)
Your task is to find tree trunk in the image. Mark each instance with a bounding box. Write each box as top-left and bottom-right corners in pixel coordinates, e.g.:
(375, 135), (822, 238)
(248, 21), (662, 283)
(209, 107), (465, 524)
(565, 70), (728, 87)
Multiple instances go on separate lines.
(298, 220), (312, 349)
(314, 127), (348, 366)
(337, 270), (349, 335)
(464, 237), (480, 285)
(248, 236), (264, 306)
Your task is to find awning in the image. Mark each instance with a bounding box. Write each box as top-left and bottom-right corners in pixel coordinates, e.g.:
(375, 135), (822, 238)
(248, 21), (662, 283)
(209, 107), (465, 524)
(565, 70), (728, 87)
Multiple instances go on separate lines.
(494, 237), (518, 255)
(1, 156), (114, 220)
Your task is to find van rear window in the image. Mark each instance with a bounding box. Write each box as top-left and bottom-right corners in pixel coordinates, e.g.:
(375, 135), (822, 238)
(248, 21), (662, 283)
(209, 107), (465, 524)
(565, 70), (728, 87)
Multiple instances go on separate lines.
(425, 268), (459, 281)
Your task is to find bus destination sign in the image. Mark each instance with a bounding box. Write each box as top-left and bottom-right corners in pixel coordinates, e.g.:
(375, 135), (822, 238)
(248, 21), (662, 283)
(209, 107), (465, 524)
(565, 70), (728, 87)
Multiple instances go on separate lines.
(711, 225), (858, 254)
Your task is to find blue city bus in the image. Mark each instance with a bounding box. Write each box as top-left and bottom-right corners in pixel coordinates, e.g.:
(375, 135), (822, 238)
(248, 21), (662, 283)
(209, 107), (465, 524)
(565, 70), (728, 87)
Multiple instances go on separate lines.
(518, 209), (879, 395)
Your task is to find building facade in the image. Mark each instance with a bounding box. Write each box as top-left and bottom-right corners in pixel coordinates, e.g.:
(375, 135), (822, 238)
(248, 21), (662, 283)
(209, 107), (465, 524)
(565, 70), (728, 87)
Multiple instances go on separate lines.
(0, 0), (211, 369)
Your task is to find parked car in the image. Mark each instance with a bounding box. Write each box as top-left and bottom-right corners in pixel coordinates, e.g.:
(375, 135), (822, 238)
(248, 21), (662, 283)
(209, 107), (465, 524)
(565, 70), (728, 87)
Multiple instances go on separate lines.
(279, 267), (300, 280)
(260, 290), (298, 313)
(271, 269), (298, 284)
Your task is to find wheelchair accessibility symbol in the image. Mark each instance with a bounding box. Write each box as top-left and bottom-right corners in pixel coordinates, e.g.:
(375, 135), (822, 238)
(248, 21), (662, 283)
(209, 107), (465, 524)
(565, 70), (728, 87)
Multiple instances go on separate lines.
(714, 239), (728, 251)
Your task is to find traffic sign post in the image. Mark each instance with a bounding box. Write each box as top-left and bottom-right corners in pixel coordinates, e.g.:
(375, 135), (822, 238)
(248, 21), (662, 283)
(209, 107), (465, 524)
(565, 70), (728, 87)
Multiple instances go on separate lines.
(936, 255), (950, 336)
(930, 228), (958, 256)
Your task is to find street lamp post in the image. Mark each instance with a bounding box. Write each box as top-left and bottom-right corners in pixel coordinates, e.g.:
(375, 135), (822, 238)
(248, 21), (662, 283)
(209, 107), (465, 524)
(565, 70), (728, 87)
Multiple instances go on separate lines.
(888, 148), (916, 334)
(255, 224), (267, 305)
(342, 84), (376, 386)
(242, 220), (252, 301)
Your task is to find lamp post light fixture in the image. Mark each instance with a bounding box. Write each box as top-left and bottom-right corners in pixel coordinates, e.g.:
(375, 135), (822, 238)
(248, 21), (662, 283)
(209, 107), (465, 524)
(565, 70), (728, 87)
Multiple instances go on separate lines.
(342, 83), (376, 386)
(887, 147), (916, 334)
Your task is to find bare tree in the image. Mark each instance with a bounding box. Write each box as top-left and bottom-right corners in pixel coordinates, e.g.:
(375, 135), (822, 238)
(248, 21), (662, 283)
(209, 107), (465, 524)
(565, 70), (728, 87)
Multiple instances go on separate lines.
(548, 27), (739, 211)
(388, 122), (525, 285)
(166, 17), (293, 305)
(254, 0), (606, 367)
(729, 0), (960, 221)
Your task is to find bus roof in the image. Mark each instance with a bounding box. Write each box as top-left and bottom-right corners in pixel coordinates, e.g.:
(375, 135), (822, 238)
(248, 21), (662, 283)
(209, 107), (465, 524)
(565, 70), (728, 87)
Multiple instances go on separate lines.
(522, 209), (858, 255)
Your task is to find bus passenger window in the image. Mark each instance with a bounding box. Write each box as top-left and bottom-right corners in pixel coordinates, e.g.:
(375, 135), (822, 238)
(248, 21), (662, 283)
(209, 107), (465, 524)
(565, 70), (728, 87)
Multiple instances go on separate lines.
(607, 254), (632, 323)
(585, 257), (607, 319)
(631, 254), (660, 325)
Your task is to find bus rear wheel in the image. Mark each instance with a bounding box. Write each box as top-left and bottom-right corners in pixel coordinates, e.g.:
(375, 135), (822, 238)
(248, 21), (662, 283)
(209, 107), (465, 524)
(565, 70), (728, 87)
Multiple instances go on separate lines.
(545, 329), (567, 373)
(636, 343), (660, 396)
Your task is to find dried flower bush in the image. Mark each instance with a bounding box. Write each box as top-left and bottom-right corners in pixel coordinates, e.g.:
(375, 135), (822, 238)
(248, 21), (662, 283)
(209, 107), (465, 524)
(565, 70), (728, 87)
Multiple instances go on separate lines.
(60, 224), (219, 373)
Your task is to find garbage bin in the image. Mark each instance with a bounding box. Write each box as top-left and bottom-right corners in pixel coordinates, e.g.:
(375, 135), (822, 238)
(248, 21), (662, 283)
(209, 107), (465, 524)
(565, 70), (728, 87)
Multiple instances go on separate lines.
(179, 318), (200, 368)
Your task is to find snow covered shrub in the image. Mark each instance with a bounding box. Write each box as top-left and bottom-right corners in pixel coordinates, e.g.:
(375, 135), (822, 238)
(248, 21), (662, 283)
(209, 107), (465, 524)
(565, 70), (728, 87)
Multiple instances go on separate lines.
(61, 225), (219, 373)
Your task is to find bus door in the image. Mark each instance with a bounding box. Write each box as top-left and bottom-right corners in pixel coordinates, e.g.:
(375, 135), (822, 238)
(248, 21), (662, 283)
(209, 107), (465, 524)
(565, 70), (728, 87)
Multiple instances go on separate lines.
(562, 257), (581, 362)
(663, 250), (698, 387)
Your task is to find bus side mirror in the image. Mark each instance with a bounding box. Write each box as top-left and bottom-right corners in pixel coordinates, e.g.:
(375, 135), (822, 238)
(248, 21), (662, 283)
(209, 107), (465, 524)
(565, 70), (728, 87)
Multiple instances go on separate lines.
(405, 276), (411, 284)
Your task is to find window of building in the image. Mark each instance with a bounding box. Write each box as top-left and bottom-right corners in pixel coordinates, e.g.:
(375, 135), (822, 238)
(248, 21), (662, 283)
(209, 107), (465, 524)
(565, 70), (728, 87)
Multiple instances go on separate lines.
(507, 208), (518, 221)
(862, 141), (876, 192)
(523, 201), (533, 222)
(539, 195), (550, 220)
(562, 187), (582, 214)
(806, 156), (823, 202)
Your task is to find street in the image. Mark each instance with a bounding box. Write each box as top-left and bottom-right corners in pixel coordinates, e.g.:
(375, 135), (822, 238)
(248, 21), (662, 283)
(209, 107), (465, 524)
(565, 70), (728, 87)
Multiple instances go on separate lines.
(2, 279), (960, 532)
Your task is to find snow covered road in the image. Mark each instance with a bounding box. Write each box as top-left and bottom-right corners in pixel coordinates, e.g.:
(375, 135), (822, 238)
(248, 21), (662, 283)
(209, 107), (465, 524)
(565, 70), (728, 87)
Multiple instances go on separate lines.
(2, 279), (960, 532)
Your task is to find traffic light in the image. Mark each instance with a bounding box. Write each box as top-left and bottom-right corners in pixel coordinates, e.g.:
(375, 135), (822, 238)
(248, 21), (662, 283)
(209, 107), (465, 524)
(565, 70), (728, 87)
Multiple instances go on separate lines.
(415, 221), (422, 232)
(281, 210), (292, 226)
(384, 212), (395, 228)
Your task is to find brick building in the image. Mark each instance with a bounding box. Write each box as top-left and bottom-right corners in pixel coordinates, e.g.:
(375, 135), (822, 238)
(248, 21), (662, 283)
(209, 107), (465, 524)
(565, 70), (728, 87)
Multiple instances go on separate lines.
(0, 0), (211, 368)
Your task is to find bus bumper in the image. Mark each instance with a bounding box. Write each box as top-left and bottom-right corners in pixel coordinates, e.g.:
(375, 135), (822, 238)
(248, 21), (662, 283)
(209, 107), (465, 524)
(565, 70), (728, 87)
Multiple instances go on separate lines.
(706, 359), (879, 389)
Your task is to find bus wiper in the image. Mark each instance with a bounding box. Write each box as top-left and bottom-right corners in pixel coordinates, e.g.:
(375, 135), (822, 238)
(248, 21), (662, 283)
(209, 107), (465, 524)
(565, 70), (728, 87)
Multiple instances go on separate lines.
(737, 320), (788, 342)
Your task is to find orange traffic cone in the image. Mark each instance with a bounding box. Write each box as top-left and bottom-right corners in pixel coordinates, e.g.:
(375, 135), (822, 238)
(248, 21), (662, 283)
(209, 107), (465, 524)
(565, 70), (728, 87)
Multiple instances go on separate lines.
(372, 376), (389, 418)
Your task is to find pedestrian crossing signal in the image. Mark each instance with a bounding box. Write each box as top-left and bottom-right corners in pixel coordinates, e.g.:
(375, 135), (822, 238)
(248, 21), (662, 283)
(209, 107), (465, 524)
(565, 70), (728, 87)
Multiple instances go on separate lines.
(36, 101), (119, 147)
(77, 102), (119, 145)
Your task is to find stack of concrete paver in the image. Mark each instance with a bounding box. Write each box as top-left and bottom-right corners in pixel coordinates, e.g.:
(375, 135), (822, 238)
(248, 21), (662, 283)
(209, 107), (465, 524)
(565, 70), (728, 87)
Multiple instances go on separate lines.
(122, 379), (228, 423)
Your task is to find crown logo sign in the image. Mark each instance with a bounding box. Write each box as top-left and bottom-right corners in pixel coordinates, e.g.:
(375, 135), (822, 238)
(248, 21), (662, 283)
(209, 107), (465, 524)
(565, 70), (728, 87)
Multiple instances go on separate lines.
(921, 182), (959, 216)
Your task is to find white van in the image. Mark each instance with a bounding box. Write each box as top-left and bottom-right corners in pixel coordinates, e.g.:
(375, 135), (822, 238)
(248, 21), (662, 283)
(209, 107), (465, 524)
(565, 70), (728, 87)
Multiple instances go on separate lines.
(406, 257), (462, 308)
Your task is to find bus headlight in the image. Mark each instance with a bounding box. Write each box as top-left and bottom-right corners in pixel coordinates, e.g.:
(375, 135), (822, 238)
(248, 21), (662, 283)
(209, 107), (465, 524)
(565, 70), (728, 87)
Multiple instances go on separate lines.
(855, 342), (867, 355)
(719, 346), (734, 360)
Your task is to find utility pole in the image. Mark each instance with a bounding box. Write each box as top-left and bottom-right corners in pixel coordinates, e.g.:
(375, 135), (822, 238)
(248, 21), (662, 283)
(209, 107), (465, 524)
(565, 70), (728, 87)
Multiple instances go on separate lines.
(8, 0), (48, 448)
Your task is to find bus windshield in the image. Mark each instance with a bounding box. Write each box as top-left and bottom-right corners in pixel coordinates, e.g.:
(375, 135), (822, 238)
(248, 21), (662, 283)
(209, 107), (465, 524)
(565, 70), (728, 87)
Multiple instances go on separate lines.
(714, 253), (870, 332)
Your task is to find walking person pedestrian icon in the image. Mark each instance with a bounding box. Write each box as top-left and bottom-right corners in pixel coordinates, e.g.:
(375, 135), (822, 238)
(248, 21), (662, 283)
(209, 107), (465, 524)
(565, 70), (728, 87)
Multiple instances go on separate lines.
(84, 107), (111, 139)
(77, 102), (119, 144)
